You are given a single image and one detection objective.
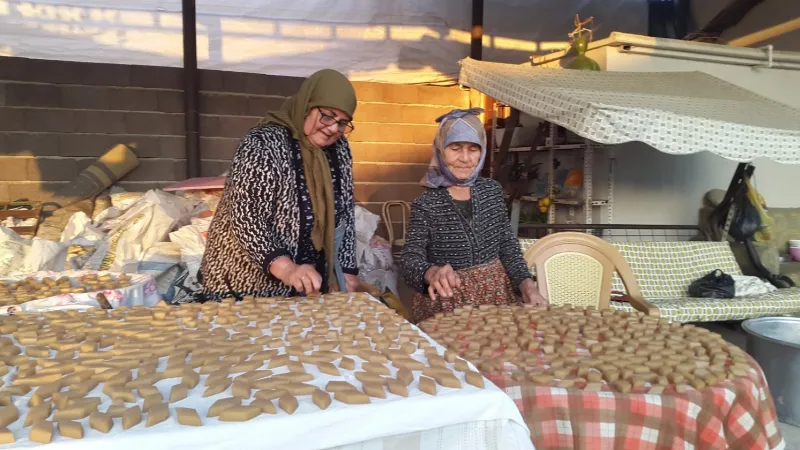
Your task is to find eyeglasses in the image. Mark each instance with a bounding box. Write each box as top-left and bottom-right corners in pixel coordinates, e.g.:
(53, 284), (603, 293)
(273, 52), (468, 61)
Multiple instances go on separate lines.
(318, 108), (355, 135)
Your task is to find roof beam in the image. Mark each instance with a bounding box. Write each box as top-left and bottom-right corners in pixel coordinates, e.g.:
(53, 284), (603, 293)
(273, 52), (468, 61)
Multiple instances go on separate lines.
(183, 0), (200, 178)
(471, 0), (484, 60)
(684, 0), (765, 42)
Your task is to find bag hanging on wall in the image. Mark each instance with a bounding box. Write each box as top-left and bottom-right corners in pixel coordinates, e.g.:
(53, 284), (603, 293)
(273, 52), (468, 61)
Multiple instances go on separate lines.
(688, 269), (736, 299)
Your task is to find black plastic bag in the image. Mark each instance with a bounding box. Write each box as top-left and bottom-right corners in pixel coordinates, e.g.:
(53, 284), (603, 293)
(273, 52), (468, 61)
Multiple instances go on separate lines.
(688, 269), (735, 299)
(728, 184), (762, 242)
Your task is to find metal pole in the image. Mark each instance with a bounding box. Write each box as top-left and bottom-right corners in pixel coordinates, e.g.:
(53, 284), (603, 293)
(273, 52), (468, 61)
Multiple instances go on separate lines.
(471, 0), (484, 60)
(183, 0), (201, 178)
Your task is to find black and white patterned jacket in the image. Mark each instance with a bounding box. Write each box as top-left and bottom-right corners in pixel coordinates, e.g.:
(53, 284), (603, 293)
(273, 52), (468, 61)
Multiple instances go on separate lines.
(400, 178), (532, 294)
(200, 124), (357, 299)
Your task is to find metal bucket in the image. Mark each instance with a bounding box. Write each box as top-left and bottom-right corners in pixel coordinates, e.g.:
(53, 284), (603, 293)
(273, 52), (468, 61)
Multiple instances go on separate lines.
(742, 317), (800, 426)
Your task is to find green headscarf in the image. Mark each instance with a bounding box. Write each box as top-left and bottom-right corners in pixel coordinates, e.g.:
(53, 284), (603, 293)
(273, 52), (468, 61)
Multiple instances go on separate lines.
(262, 69), (357, 288)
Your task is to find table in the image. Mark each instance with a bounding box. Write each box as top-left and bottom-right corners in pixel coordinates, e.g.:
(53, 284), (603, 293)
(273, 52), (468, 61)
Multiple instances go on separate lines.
(489, 357), (783, 449)
(0, 293), (532, 450)
(420, 304), (786, 450)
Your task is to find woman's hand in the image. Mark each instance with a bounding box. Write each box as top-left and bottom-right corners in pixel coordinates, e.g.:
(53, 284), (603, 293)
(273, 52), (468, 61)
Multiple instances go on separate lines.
(520, 278), (547, 306)
(424, 265), (461, 301)
(343, 273), (360, 293)
(270, 257), (322, 294)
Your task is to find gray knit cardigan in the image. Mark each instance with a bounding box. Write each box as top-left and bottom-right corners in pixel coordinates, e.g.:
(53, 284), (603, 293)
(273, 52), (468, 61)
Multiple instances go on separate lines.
(400, 178), (532, 293)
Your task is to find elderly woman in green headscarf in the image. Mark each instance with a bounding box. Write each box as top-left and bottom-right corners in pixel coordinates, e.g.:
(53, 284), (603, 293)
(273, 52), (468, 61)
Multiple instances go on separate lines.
(200, 69), (361, 299)
(401, 108), (546, 323)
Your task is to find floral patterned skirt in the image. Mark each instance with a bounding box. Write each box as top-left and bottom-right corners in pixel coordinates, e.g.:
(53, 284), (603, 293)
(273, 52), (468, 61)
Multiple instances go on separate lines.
(411, 258), (520, 324)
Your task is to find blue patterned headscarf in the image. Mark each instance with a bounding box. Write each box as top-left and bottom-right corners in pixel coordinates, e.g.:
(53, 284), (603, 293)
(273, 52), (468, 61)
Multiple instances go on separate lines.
(420, 108), (486, 188)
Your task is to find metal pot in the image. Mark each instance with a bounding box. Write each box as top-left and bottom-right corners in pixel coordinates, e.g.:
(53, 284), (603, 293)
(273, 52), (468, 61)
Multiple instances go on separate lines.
(742, 316), (800, 426)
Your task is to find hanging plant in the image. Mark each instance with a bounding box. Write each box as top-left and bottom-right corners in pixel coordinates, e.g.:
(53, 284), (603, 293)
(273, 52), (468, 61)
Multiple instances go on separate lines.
(567, 15), (601, 71)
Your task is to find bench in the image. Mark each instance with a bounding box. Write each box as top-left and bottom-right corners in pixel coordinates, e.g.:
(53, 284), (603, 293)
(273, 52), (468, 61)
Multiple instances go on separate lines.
(520, 239), (800, 323)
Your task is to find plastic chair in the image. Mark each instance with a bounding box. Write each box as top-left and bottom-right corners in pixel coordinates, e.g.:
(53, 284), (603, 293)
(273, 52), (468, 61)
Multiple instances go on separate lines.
(523, 232), (659, 317)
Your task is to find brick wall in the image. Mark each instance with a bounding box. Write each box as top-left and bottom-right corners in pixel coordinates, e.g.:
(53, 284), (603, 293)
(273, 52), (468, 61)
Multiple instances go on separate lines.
(0, 56), (469, 238)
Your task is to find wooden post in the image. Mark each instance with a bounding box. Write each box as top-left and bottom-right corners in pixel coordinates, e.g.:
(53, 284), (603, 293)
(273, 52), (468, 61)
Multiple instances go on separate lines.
(727, 17), (800, 47)
(493, 108), (519, 186)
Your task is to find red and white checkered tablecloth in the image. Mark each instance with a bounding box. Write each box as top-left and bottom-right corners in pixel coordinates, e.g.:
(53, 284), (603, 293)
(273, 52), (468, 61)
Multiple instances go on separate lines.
(487, 357), (785, 450)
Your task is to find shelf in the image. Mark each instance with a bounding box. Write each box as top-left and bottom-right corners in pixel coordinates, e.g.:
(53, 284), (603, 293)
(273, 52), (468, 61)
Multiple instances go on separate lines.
(493, 143), (589, 153)
(508, 195), (609, 206)
(494, 111), (614, 233)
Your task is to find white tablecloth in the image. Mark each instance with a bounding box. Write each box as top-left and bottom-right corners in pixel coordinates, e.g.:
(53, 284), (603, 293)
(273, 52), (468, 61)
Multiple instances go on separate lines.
(2, 295), (533, 450)
(330, 419), (531, 450)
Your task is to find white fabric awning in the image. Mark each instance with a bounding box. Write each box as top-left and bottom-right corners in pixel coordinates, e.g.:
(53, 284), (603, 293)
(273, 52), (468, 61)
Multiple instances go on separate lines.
(459, 58), (800, 164)
(0, 1), (646, 84)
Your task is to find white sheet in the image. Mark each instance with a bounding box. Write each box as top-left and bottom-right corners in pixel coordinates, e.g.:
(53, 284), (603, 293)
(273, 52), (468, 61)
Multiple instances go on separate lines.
(328, 419), (531, 450)
(0, 0), (646, 83)
(459, 57), (800, 164)
(2, 294), (533, 450)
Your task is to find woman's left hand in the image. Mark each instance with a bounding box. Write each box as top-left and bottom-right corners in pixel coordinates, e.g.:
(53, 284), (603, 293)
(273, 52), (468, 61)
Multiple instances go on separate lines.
(343, 273), (360, 293)
(520, 278), (547, 306)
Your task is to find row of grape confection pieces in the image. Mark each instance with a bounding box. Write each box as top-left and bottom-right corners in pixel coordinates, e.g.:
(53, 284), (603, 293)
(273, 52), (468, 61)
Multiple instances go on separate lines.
(418, 304), (752, 394)
(0, 274), (133, 306)
(0, 294), (485, 444)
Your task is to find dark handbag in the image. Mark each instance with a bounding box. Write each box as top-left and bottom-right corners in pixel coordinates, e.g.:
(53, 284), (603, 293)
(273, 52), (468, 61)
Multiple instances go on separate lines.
(688, 269), (735, 299)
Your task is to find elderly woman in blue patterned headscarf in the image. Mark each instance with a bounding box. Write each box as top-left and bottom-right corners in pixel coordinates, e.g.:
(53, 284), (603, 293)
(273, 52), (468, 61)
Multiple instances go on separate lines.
(400, 108), (546, 323)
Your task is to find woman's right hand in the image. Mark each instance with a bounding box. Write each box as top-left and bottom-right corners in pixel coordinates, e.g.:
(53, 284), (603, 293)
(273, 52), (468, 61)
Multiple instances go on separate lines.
(424, 264), (461, 301)
(270, 257), (322, 294)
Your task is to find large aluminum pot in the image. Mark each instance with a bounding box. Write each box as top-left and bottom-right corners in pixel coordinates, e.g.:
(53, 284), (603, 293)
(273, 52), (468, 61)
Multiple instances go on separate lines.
(742, 316), (800, 426)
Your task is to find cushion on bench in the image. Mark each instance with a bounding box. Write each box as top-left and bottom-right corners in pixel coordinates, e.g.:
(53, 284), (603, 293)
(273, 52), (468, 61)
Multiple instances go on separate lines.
(520, 238), (800, 322)
(608, 241), (742, 298)
(611, 289), (800, 322)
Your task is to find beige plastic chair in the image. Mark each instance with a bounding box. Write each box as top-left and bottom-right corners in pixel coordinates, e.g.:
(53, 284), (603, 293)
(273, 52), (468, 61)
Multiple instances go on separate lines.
(523, 232), (659, 317)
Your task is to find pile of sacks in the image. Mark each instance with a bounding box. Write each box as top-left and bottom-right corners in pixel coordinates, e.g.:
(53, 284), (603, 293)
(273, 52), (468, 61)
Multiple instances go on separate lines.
(0, 190), (400, 302)
(0, 188), (219, 304)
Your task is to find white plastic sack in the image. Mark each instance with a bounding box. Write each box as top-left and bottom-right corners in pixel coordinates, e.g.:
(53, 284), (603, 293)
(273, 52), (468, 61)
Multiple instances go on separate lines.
(57, 212), (107, 270)
(354, 205), (393, 272)
(0, 270), (159, 315)
(0, 227), (71, 277)
(121, 241), (183, 296)
(92, 206), (123, 227)
(0, 227), (29, 277)
(91, 188), (146, 228)
(358, 235), (394, 272)
(179, 191), (222, 216)
(355, 205), (380, 244)
(65, 238), (101, 271)
(60, 212), (105, 243)
(26, 238), (69, 274)
(85, 190), (191, 273)
(360, 268), (399, 296)
(110, 188), (145, 210)
(733, 275), (778, 296)
(169, 218), (211, 294)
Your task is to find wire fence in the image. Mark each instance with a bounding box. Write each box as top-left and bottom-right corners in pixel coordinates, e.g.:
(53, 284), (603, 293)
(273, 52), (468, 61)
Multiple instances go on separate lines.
(518, 224), (709, 242)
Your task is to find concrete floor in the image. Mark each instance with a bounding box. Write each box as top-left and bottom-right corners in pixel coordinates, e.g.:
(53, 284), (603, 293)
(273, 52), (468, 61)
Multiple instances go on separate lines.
(698, 322), (799, 449)
(780, 423), (800, 450)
